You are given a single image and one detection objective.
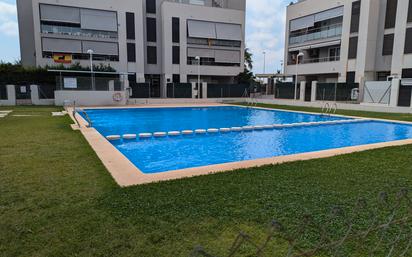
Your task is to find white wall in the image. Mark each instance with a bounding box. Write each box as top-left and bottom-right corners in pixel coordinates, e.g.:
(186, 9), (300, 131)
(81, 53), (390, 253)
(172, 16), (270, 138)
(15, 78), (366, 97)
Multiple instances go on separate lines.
(0, 85), (16, 106)
(54, 90), (127, 106)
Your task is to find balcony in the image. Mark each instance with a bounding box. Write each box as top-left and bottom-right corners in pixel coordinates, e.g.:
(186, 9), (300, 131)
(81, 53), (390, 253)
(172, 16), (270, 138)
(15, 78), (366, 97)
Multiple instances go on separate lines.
(41, 24), (118, 40)
(167, 0), (225, 8)
(288, 56), (340, 65)
(289, 23), (342, 46)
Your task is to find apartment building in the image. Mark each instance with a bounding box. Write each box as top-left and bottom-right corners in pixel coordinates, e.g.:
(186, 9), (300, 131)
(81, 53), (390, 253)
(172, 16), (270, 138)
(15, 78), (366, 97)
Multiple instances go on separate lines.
(284, 0), (412, 101)
(16, 0), (246, 97)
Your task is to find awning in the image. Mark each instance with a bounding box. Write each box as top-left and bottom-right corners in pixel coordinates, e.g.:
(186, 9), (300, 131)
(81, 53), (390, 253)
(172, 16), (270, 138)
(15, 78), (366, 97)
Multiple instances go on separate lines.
(40, 4), (80, 24)
(290, 15), (315, 32)
(215, 23), (242, 41)
(214, 50), (240, 63)
(42, 38), (82, 53)
(314, 6), (344, 22)
(82, 41), (118, 56)
(187, 48), (215, 58)
(187, 20), (216, 39)
(289, 39), (341, 51)
(80, 9), (118, 32)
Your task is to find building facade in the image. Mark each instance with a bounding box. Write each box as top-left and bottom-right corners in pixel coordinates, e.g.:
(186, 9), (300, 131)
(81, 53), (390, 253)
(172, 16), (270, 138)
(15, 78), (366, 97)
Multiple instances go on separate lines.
(284, 0), (412, 95)
(17, 0), (246, 97)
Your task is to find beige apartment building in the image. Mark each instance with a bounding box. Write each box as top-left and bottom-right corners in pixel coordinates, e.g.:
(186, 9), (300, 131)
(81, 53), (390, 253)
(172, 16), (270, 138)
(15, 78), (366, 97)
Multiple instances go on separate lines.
(284, 0), (412, 105)
(16, 0), (246, 98)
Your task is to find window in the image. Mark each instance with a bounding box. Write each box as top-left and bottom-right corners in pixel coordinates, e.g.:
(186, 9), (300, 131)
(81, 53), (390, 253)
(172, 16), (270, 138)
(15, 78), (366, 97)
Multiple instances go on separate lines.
(377, 71), (390, 81)
(346, 72), (356, 84)
(173, 74), (180, 83)
(405, 28), (412, 54)
(350, 1), (361, 33)
(147, 46), (157, 64)
(385, 0), (398, 29)
(172, 17), (180, 43)
(126, 12), (135, 40)
(382, 34), (394, 56)
(329, 47), (340, 61)
(409, 0), (412, 22)
(146, 17), (157, 42)
(172, 46), (180, 64)
(127, 43), (136, 62)
(402, 69), (412, 78)
(348, 36), (358, 59)
(146, 0), (156, 14)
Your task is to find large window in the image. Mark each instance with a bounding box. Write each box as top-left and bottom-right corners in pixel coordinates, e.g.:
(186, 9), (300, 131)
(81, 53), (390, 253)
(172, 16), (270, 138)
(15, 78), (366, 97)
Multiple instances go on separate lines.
(350, 1), (361, 33)
(405, 28), (412, 54)
(126, 12), (135, 40)
(408, 0), (412, 23)
(385, 0), (398, 29)
(172, 46), (180, 64)
(348, 36), (358, 59)
(147, 46), (157, 64)
(382, 33), (394, 56)
(127, 43), (136, 62)
(146, 0), (156, 14)
(172, 17), (180, 43)
(146, 18), (157, 42)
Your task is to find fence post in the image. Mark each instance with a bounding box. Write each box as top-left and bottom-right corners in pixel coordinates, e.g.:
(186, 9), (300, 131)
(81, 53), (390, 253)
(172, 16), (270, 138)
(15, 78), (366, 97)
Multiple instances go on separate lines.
(6, 85), (16, 106)
(108, 80), (115, 91)
(202, 82), (208, 99)
(30, 85), (39, 105)
(191, 82), (197, 99)
(311, 81), (317, 102)
(389, 78), (400, 107)
(299, 81), (306, 101)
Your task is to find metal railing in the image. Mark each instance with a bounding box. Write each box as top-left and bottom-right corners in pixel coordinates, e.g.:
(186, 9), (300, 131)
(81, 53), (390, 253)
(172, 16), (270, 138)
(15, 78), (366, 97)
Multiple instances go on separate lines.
(190, 189), (412, 257)
(41, 24), (118, 39)
(288, 56), (340, 65)
(289, 23), (342, 45)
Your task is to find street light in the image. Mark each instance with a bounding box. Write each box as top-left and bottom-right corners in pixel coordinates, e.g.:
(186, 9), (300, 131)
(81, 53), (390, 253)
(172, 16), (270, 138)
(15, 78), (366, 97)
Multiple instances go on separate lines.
(263, 51), (266, 74)
(195, 56), (200, 99)
(87, 49), (94, 90)
(295, 52), (304, 100)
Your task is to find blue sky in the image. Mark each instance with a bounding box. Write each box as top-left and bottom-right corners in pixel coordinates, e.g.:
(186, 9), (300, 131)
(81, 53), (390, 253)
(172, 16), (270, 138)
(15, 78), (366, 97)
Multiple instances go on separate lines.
(0, 0), (290, 73)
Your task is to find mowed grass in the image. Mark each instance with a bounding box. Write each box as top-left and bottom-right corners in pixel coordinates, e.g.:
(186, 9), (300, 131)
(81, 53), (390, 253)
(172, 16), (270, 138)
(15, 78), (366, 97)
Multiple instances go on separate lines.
(1, 106), (412, 257)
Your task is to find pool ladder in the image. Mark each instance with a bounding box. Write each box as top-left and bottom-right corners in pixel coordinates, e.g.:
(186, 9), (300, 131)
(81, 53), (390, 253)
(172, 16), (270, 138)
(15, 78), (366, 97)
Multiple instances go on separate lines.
(74, 108), (93, 128)
(321, 102), (338, 116)
(242, 88), (258, 107)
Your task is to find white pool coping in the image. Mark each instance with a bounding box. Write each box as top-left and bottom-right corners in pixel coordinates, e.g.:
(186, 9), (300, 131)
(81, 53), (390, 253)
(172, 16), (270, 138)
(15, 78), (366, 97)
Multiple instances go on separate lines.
(68, 104), (412, 187)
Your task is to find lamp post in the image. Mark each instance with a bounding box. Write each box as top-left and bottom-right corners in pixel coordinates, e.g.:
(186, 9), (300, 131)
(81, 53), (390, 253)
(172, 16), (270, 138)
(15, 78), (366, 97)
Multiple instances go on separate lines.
(263, 51), (266, 74)
(195, 56), (200, 99)
(87, 49), (94, 90)
(280, 60), (284, 74)
(295, 52), (304, 100)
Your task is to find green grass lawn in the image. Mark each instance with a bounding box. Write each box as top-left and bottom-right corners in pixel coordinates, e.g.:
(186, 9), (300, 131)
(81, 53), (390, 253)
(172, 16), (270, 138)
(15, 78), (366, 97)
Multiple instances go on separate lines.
(1, 106), (412, 257)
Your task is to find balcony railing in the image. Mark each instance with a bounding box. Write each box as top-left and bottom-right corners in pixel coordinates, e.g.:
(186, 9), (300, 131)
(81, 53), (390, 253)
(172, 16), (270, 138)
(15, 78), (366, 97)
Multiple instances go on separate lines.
(288, 56), (340, 65)
(41, 24), (118, 40)
(289, 23), (342, 45)
(167, 0), (224, 8)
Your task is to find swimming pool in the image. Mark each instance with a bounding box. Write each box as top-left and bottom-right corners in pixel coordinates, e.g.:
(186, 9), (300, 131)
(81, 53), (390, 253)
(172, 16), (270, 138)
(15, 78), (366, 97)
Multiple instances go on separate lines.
(81, 106), (412, 174)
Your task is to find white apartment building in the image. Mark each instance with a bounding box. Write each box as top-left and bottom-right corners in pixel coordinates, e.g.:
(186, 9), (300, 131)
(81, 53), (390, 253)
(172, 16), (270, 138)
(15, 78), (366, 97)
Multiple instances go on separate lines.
(284, 0), (412, 105)
(17, 0), (246, 98)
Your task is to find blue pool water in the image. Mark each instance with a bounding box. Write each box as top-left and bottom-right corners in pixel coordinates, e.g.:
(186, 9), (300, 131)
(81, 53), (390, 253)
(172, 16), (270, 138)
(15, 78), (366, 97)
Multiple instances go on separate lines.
(82, 107), (412, 173)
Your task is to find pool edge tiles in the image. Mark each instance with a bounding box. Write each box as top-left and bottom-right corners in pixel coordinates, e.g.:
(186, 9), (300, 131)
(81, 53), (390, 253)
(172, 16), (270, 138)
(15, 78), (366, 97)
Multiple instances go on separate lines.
(69, 105), (412, 187)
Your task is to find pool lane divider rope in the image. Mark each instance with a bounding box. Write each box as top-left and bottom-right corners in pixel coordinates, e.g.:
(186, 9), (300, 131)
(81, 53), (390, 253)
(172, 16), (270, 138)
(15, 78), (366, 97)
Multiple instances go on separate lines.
(105, 119), (371, 141)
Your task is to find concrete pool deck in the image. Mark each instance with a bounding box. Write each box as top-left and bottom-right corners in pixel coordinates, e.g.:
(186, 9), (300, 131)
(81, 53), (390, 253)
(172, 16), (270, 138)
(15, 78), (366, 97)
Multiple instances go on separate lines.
(68, 104), (412, 187)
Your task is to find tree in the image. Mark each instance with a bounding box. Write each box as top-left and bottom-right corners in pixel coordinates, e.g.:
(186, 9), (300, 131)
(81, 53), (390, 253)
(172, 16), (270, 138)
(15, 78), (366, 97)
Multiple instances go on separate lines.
(236, 48), (255, 84)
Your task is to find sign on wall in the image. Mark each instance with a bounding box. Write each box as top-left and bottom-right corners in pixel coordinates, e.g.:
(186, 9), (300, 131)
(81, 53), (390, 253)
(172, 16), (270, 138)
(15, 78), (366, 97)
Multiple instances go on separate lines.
(63, 77), (78, 89)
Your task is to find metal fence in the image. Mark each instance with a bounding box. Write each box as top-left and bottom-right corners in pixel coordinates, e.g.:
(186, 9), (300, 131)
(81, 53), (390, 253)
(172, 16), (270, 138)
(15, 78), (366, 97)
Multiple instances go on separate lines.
(0, 85), (7, 100)
(207, 84), (255, 98)
(129, 82), (151, 98)
(316, 83), (359, 102)
(38, 84), (56, 99)
(190, 189), (412, 257)
(167, 83), (192, 98)
(56, 76), (123, 91)
(275, 82), (299, 100)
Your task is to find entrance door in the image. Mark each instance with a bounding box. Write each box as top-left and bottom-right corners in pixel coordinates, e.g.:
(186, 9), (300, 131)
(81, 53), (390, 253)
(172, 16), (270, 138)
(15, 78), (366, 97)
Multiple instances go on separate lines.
(15, 85), (32, 105)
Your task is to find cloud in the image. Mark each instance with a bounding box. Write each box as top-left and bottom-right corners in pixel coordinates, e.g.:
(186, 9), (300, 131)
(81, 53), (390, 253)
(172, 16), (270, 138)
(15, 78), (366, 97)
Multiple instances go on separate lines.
(0, 1), (18, 37)
(246, 0), (289, 74)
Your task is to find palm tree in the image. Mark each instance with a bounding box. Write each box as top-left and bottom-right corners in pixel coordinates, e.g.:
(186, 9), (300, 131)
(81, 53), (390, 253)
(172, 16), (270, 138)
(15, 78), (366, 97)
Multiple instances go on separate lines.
(236, 48), (255, 83)
(244, 48), (253, 71)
